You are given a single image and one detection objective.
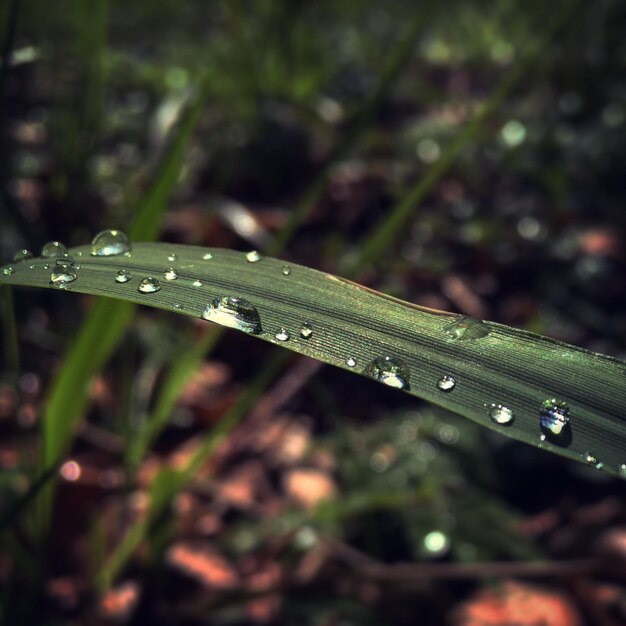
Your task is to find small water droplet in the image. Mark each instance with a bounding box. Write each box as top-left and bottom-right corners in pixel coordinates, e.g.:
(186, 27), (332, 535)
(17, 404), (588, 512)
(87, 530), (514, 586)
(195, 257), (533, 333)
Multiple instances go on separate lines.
(164, 268), (178, 280)
(50, 266), (77, 286)
(90, 230), (131, 257)
(137, 277), (161, 293)
(436, 375), (456, 392)
(174, 303), (184, 310)
(115, 269), (131, 283)
(365, 356), (410, 390)
(246, 250), (262, 263)
(539, 399), (572, 446)
(488, 404), (514, 425)
(444, 316), (490, 340)
(346, 357), (357, 367)
(28, 264), (35, 270)
(619, 463), (626, 477)
(275, 327), (290, 341)
(167, 253), (178, 262)
(2, 265), (16, 275)
(12, 249), (33, 262)
(202, 252), (214, 260)
(192, 279), (203, 287)
(201, 297), (262, 334)
(299, 322), (313, 339)
(282, 265), (291, 276)
(584, 451), (603, 470)
(55, 254), (74, 269)
(41, 241), (68, 258)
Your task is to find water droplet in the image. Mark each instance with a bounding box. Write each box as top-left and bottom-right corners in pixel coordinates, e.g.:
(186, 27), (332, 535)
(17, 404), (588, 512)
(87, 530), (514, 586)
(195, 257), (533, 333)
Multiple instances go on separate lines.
(2, 265), (16, 275)
(50, 266), (77, 286)
(90, 230), (131, 257)
(444, 316), (490, 340)
(164, 268), (178, 280)
(365, 356), (410, 390)
(201, 297), (262, 334)
(436, 375), (456, 392)
(299, 323), (313, 339)
(275, 327), (290, 341)
(346, 357), (357, 367)
(115, 269), (131, 283)
(246, 250), (262, 263)
(41, 241), (68, 259)
(488, 404), (514, 425)
(137, 277), (161, 293)
(192, 279), (203, 287)
(167, 253), (178, 262)
(174, 303), (184, 310)
(584, 451), (603, 470)
(55, 254), (74, 269)
(282, 265), (291, 276)
(12, 249), (33, 262)
(202, 252), (214, 260)
(619, 463), (626, 477)
(539, 399), (572, 446)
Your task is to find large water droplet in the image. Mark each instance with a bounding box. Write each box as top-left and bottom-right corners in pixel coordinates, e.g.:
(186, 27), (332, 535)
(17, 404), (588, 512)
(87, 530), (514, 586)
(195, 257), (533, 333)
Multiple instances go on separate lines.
(584, 451), (603, 470)
(246, 250), (262, 263)
(488, 404), (514, 425)
(444, 316), (490, 340)
(2, 265), (15, 275)
(42, 241), (68, 258)
(201, 297), (262, 334)
(13, 249), (33, 262)
(50, 266), (77, 287)
(539, 399), (571, 446)
(164, 268), (178, 280)
(115, 269), (131, 283)
(437, 375), (456, 392)
(275, 327), (290, 341)
(365, 356), (410, 390)
(90, 230), (131, 257)
(299, 323), (313, 339)
(137, 277), (161, 293)
(346, 357), (357, 367)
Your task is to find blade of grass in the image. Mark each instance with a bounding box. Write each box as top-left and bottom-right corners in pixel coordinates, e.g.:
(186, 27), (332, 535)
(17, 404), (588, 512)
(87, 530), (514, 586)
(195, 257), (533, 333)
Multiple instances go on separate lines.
(2, 242), (624, 480)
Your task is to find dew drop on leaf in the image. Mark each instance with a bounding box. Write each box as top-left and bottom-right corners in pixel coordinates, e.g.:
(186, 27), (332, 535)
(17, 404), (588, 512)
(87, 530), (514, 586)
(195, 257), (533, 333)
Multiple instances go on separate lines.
(164, 268), (178, 280)
(437, 375), (456, 392)
(365, 356), (410, 390)
(137, 277), (161, 293)
(539, 398), (571, 446)
(584, 451), (603, 469)
(275, 327), (290, 341)
(246, 250), (262, 263)
(192, 279), (203, 287)
(488, 404), (514, 425)
(42, 241), (68, 258)
(90, 230), (131, 257)
(300, 322), (313, 339)
(2, 265), (16, 275)
(282, 265), (291, 276)
(201, 296), (262, 334)
(202, 252), (213, 260)
(444, 316), (490, 340)
(50, 266), (77, 286)
(167, 253), (178, 262)
(13, 249), (33, 262)
(346, 357), (357, 367)
(115, 269), (131, 283)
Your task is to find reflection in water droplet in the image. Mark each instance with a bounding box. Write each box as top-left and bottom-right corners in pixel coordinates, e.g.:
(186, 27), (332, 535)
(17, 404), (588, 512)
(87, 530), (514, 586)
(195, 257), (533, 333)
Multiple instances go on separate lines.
(137, 277), (161, 293)
(164, 268), (178, 280)
(202, 252), (213, 260)
(115, 269), (131, 283)
(275, 327), (290, 341)
(42, 241), (68, 258)
(444, 316), (490, 340)
(539, 398), (571, 446)
(201, 296), (262, 334)
(488, 404), (514, 425)
(584, 451), (603, 470)
(346, 357), (357, 367)
(13, 249), (33, 262)
(90, 230), (131, 257)
(167, 253), (178, 262)
(300, 323), (313, 339)
(2, 265), (15, 275)
(50, 266), (77, 286)
(282, 265), (291, 276)
(437, 375), (456, 392)
(246, 250), (262, 263)
(365, 356), (410, 390)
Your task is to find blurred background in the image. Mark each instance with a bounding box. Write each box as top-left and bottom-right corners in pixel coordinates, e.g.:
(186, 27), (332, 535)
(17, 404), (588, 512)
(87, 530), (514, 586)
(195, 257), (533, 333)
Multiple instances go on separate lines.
(1, 0), (626, 624)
